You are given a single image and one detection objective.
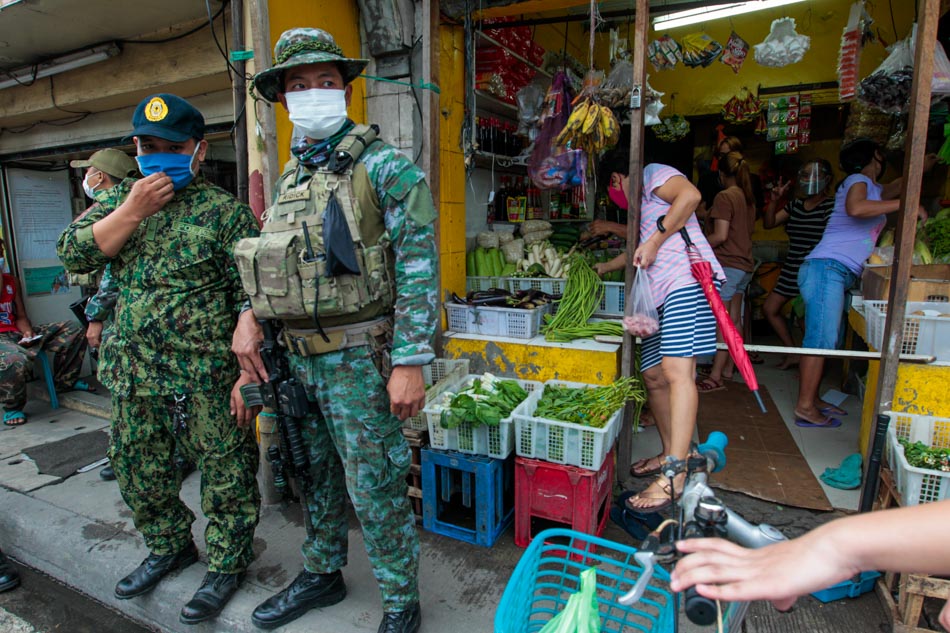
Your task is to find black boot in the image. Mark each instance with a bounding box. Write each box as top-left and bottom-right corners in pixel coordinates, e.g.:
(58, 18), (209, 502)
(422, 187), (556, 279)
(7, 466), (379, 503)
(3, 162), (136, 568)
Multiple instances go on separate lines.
(251, 569), (346, 630)
(179, 571), (244, 624)
(114, 542), (199, 599)
(377, 602), (421, 633)
(99, 463), (116, 481)
(0, 549), (20, 593)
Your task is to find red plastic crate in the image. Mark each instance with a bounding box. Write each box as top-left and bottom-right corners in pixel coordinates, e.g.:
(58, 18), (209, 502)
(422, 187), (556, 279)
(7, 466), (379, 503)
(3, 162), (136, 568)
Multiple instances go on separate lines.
(514, 449), (614, 550)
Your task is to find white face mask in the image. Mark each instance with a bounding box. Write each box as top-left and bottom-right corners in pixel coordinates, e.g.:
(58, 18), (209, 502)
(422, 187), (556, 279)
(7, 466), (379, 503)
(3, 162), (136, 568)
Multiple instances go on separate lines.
(82, 171), (102, 199)
(285, 89), (348, 140)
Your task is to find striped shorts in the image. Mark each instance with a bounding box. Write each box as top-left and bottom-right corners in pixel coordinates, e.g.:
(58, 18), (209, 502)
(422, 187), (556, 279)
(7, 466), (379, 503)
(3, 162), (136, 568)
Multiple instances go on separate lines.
(640, 283), (717, 372)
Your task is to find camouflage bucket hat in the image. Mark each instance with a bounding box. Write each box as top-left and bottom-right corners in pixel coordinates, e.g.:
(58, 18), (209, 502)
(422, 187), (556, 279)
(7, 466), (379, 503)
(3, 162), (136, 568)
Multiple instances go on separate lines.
(253, 28), (369, 103)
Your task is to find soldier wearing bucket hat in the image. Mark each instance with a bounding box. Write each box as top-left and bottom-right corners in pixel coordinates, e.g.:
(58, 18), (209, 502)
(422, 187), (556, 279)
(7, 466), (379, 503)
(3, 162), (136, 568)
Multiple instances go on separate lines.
(57, 93), (261, 626)
(71, 149), (138, 199)
(237, 28), (438, 633)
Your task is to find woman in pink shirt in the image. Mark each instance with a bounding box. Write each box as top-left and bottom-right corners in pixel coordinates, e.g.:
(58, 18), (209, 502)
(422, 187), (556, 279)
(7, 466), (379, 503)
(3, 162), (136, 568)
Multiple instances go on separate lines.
(591, 153), (721, 511)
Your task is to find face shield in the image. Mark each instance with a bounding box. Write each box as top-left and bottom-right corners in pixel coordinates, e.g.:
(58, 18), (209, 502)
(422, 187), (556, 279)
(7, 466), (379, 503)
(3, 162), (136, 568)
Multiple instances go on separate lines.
(797, 162), (831, 197)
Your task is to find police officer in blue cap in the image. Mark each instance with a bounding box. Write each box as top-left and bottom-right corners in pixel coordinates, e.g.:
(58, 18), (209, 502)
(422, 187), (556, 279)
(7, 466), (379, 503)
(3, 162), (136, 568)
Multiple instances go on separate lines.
(58, 94), (262, 625)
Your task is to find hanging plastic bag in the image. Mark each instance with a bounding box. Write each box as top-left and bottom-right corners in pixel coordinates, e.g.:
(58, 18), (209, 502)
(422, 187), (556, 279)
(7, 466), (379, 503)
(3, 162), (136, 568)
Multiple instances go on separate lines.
(598, 59), (633, 109)
(516, 81), (546, 141)
(858, 30), (914, 113)
(623, 267), (660, 337)
(753, 17), (810, 68)
(529, 72), (575, 190)
(932, 41), (950, 95)
(538, 567), (601, 633)
(643, 76), (665, 126)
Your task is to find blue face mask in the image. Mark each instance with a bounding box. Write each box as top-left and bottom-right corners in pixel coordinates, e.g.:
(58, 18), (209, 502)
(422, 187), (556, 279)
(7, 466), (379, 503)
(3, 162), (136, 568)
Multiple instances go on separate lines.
(136, 143), (201, 190)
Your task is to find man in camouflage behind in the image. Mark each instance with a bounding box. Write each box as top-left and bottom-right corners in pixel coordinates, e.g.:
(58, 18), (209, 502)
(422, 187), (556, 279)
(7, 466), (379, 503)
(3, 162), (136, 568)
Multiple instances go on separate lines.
(57, 94), (261, 625)
(0, 240), (90, 427)
(233, 27), (438, 633)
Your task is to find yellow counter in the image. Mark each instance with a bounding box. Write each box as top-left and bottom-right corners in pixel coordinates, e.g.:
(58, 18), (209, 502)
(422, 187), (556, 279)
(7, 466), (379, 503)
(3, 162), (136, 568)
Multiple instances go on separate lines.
(443, 333), (621, 385)
(849, 306), (950, 456)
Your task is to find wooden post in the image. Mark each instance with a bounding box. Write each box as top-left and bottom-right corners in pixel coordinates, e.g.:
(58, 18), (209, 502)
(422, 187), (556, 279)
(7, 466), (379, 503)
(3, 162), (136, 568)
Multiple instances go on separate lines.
(871, 0), (939, 420)
(230, 0), (249, 204)
(618, 0), (650, 477)
(248, 0), (278, 207)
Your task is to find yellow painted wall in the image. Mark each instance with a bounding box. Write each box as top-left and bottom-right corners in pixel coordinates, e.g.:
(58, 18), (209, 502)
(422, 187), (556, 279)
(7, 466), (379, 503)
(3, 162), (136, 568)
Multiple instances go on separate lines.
(444, 337), (620, 384)
(440, 25), (468, 300)
(266, 0), (367, 163)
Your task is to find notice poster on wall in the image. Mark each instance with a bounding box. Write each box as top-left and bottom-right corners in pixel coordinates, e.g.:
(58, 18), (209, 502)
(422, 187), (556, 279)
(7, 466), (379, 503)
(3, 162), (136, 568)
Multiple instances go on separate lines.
(6, 167), (73, 265)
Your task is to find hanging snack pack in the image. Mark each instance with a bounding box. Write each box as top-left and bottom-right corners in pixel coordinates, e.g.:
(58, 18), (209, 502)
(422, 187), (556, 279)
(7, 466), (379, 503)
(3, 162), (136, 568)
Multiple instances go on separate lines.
(721, 31), (750, 73)
(753, 17), (810, 68)
(680, 33), (724, 68)
(837, 1), (872, 101)
(858, 31), (914, 113)
(721, 88), (764, 124)
(648, 35), (682, 71)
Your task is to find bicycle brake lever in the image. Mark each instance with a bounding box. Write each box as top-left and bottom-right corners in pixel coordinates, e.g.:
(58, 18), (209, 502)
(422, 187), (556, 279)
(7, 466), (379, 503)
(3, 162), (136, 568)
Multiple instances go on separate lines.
(618, 551), (656, 606)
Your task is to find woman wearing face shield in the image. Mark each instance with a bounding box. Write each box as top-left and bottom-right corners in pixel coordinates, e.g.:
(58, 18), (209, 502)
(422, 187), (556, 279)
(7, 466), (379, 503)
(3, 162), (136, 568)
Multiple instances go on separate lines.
(762, 159), (835, 370)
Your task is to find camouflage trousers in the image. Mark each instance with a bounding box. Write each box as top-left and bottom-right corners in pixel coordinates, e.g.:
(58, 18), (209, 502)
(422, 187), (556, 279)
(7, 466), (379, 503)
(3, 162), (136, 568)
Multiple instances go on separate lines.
(288, 343), (419, 611)
(110, 386), (261, 573)
(0, 321), (86, 410)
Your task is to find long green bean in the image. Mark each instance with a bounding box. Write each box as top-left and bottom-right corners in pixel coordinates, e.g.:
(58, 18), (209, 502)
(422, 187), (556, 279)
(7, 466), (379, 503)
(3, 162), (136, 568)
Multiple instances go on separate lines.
(541, 254), (606, 340)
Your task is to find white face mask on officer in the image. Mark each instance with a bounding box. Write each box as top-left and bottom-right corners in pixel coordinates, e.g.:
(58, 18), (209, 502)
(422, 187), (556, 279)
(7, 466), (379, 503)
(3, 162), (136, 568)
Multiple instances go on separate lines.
(82, 171), (103, 199)
(285, 89), (348, 140)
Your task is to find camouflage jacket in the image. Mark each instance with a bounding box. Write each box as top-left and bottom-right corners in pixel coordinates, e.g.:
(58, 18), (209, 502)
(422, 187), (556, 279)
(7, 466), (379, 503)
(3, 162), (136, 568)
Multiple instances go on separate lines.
(276, 140), (438, 366)
(57, 176), (259, 396)
(84, 263), (117, 322)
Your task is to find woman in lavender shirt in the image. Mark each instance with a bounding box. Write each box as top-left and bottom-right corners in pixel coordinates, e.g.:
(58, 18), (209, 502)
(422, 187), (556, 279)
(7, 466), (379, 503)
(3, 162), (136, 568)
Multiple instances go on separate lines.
(793, 139), (930, 427)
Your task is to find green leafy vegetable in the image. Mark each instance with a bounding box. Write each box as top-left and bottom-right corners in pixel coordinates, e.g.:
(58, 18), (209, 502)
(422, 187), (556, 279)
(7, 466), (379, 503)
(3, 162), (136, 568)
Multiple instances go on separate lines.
(923, 215), (950, 260)
(440, 374), (529, 429)
(899, 438), (950, 472)
(534, 377), (645, 428)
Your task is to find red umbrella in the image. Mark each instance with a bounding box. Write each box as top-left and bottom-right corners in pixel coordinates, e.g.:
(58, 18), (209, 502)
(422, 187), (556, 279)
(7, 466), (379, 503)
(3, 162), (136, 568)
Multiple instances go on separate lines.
(679, 227), (767, 413)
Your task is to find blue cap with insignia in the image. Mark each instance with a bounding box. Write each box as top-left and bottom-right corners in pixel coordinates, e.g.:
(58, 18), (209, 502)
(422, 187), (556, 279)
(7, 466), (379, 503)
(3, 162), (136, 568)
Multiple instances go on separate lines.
(127, 93), (205, 142)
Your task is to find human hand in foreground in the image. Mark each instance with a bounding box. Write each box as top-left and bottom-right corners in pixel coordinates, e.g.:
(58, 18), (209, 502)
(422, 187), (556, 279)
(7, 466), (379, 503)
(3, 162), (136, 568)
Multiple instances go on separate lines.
(124, 172), (175, 220)
(387, 365), (425, 421)
(632, 239), (659, 269)
(230, 371), (261, 429)
(86, 321), (103, 349)
(670, 535), (853, 613)
(232, 310), (266, 382)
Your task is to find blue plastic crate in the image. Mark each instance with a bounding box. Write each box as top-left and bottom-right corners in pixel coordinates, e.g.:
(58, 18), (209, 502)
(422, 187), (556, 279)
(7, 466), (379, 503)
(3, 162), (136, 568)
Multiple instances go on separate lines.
(810, 571), (881, 603)
(421, 448), (514, 547)
(495, 528), (674, 633)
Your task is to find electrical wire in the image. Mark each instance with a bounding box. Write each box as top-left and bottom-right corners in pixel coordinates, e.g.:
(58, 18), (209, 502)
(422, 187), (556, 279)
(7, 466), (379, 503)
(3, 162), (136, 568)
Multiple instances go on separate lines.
(888, 0), (899, 41)
(206, 0), (250, 81)
(409, 36), (425, 164)
(2, 65), (38, 88)
(121, 2), (227, 45)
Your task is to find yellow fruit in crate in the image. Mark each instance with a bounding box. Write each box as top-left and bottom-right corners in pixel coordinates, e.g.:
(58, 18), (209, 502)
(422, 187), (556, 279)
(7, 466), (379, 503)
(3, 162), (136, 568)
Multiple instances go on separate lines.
(868, 253), (885, 265)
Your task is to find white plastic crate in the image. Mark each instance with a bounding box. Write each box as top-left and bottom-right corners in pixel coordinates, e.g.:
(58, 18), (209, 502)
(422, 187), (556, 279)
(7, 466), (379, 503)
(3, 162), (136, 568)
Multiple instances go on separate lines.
(403, 359), (472, 431)
(506, 277), (567, 297)
(885, 412), (950, 506)
(466, 276), (507, 293)
(594, 281), (626, 317)
(445, 302), (550, 339)
(864, 301), (950, 361)
(511, 379), (623, 471)
(423, 375), (542, 458)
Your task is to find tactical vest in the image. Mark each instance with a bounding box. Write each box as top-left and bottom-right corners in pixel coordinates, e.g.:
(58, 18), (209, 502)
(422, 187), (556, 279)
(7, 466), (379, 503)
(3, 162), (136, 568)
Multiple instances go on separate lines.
(234, 125), (395, 327)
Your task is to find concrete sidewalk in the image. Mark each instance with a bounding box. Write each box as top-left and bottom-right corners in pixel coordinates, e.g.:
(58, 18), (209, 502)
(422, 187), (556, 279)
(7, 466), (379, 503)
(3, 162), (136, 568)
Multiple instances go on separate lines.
(0, 388), (518, 633)
(0, 383), (889, 633)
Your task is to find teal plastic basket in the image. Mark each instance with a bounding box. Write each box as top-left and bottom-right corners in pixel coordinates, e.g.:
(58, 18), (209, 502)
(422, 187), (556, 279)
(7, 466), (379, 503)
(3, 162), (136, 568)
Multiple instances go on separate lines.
(495, 528), (674, 633)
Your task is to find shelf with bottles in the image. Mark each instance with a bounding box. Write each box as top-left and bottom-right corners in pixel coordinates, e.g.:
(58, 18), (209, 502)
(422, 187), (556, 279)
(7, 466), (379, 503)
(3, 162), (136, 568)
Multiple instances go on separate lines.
(485, 177), (592, 224)
(472, 116), (525, 160)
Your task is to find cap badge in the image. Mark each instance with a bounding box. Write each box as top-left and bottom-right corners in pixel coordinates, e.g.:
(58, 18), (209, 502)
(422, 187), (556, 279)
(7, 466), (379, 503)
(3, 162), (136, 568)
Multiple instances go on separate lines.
(145, 97), (169, 122)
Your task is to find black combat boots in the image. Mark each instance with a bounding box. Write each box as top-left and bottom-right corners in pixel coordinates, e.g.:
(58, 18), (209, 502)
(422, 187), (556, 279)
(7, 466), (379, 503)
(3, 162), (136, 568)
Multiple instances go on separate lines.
(251, 569), (347, 629)
(378, 602), (421, 633)
(179, 571), (244, 624)
(114, 541), (199, 599)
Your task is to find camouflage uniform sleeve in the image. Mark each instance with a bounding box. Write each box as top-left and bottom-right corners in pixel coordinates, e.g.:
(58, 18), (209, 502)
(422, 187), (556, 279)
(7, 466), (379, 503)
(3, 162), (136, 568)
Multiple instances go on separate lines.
(222, 203), (260, 315)
(383, 180), (439, 366)
(84, 263), (117, 322)
(57, 203), (113, 274)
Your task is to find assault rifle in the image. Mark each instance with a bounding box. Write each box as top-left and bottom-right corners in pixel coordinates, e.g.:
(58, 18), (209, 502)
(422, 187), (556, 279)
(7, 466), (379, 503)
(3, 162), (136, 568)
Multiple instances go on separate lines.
(240, 320), (315, 539)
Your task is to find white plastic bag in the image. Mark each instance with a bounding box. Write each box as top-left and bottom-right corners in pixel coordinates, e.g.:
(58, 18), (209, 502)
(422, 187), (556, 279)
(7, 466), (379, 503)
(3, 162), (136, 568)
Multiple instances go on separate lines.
(623, 267), (660, 337)
(753, 17), (810, 68)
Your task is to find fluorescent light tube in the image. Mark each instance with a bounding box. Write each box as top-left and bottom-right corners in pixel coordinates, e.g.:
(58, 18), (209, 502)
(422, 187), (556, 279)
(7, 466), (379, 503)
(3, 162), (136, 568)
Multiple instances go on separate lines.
(0, 43), (121, 91)
(653, 0), (807, 31)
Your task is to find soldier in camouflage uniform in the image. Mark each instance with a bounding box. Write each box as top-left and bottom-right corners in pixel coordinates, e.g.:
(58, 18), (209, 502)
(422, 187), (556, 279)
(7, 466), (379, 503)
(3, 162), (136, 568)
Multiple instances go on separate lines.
(57, 94), (261, 625)
(0, 239), (90, 427)
(233, 28), (438, 633)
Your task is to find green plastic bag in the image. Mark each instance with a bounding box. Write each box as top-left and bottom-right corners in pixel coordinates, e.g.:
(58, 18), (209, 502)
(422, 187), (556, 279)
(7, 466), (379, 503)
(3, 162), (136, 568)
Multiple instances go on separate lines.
(538, 567), (601, 633)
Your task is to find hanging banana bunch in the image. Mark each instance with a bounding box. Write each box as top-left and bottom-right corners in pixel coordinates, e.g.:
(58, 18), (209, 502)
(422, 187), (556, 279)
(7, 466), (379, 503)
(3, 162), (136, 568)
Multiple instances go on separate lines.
(554, 98), (621, 155)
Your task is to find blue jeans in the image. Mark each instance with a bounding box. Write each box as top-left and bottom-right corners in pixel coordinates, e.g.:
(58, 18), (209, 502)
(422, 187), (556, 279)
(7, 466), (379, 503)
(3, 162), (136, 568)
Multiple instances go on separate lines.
(798, 259), (857, 350)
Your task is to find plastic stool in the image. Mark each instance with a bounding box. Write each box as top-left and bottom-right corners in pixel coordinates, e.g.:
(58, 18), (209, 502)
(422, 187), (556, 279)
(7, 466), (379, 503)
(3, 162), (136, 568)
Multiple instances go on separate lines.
(421, 448), (514, 547)
(35, 353), (59, 410)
